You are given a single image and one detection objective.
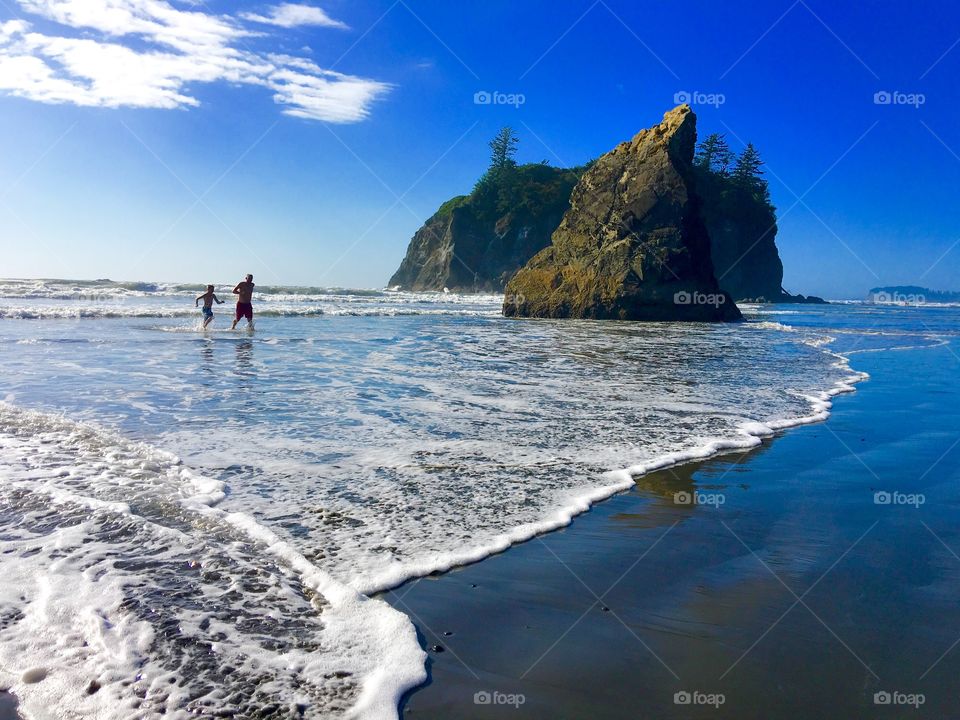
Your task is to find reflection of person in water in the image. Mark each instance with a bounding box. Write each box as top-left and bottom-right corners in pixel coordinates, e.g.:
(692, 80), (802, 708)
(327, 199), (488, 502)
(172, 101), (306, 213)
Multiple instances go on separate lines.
(231, 274), (255, 330)
(195, 285), (224, 329)
(198, 340), (216, 387)
(234, 339), (254, 374)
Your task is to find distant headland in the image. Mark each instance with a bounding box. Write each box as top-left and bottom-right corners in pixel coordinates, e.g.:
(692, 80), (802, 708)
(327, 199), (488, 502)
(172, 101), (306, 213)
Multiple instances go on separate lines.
(867, 286), (960, 304)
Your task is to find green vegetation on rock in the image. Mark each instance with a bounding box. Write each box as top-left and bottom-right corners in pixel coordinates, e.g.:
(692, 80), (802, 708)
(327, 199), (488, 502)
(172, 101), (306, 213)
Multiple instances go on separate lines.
(388, 129), (587, 292)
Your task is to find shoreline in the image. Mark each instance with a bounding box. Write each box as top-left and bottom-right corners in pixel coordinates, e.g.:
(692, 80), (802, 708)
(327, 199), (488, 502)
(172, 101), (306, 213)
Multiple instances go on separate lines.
(0, 314), (863, 720)
(384, 338), (960, 718)
(360, 327), (867, 597)
(357, 331), (868, 711)
(0, 320), (869, 720)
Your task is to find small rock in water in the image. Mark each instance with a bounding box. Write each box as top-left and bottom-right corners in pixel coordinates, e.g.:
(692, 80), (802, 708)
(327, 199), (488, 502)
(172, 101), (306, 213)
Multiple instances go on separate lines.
(470, 583), (477, 588)
(600, 606), (610, 612)
(21, 667), (47, 684)
(86, 680), (102, 695)
(430, 644), (445, 653)
(442, 631), (453, 636)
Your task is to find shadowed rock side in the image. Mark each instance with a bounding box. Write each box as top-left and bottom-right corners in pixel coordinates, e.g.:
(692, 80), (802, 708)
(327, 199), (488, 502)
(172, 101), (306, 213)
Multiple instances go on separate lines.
(503, 105), (742, 321)
(695, 166), (825, 304)
(388, 165), (582, 292)
(698, 174), (784, 302)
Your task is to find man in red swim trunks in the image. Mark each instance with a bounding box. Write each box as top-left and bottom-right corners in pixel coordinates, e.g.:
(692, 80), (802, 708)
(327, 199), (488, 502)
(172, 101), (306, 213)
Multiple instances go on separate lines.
(231, 273), (256, 330)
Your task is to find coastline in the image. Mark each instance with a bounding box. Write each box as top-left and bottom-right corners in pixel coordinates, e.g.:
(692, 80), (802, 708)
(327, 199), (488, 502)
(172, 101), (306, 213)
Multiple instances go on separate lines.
(358, 322), (867, 597)
(385, 338), (960, 718)
(1, 303), (954, 719)
(0, 317), (869, 720)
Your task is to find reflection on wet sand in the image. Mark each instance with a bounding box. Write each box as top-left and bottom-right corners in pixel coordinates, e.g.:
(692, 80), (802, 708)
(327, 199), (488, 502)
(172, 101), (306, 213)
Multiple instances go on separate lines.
(609, 442), (772, 528)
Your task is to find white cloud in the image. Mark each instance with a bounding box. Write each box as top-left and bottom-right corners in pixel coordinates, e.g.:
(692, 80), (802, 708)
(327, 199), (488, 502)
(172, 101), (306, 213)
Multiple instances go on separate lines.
(0, 0), (388, 122)
(20, 0), (246, 52)
(241, 3), (348, 30)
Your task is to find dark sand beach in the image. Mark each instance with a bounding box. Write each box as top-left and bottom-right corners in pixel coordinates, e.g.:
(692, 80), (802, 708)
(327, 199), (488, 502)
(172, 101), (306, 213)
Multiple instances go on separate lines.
(386, 340), (960, 718)
(0, 692), (18, 720)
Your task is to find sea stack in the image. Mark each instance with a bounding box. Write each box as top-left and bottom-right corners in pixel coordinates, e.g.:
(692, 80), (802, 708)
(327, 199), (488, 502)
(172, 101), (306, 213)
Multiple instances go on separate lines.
(503, 105), (741, 321)
(388, 165), (582, 292)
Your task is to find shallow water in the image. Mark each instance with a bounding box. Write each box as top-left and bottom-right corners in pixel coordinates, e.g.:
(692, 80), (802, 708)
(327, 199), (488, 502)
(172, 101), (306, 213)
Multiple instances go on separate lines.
(0, 280), (950, 718)
(388, 323), (960, 719)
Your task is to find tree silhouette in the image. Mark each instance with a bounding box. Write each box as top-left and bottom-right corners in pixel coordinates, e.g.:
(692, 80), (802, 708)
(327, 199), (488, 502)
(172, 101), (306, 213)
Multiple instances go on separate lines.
(695, 133), (734, 176)
(489, 126), (519, 171)
(732, 143), (765, 189)
(475, 127), (522, 215)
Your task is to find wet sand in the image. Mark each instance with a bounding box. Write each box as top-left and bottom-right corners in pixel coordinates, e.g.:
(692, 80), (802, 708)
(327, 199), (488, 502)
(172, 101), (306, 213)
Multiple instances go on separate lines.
(0, 692), (19, 720)
(384, 342), (960, 718)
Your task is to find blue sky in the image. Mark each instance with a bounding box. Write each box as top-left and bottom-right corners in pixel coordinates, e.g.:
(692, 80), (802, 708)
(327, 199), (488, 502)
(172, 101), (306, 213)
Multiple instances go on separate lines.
(1, 0), (959, 298)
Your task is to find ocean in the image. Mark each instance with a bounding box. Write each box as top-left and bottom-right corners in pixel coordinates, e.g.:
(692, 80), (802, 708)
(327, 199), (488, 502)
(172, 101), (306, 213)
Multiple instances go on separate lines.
(0, 278), (954, 719)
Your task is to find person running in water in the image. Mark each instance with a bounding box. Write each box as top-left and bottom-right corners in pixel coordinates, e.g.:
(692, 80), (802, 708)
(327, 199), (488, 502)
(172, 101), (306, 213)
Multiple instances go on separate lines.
(231, 274), (256, 330)
(195, 285), (224, 329)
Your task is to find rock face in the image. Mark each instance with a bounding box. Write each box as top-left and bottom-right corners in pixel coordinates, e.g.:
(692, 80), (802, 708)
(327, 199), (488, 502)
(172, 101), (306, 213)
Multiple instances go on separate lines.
(697, 180), (784, 302)
(503, 106), (741, 321)
(696, 176), (824, 303)
(388, 165), (581, 292)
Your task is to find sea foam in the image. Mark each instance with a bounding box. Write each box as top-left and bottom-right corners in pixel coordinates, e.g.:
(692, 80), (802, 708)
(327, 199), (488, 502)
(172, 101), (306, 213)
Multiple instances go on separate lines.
(0, 294), (896, 719)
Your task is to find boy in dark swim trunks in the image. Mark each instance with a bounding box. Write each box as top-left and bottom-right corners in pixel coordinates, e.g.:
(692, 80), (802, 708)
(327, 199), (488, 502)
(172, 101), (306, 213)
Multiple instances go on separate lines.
(231, 274), (256, 330)
(195, 285), (224, 329)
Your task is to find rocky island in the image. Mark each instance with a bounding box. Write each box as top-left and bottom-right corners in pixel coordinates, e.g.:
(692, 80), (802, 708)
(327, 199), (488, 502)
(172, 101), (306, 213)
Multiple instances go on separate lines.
(390, 106), (824, 312)
(503, 105), (740, 321)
